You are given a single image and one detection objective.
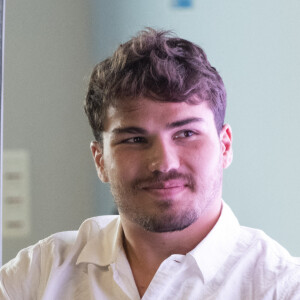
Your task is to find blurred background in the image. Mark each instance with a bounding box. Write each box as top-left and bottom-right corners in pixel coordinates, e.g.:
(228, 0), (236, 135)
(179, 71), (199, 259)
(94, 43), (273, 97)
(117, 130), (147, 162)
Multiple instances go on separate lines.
(1, 0), (300, 264)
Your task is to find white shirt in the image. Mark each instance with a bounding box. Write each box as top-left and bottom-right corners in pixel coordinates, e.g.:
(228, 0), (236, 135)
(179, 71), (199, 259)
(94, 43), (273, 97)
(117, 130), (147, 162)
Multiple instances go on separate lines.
(1, 202), (300, 300)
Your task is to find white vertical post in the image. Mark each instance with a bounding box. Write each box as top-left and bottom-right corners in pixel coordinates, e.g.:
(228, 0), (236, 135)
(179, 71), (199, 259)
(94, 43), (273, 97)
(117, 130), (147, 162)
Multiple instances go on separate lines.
(0, 0), (6, 267)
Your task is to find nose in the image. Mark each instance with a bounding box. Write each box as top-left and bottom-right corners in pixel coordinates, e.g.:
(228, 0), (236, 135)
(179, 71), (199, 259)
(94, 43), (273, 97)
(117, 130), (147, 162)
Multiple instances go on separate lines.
(147, 138), (180, 173)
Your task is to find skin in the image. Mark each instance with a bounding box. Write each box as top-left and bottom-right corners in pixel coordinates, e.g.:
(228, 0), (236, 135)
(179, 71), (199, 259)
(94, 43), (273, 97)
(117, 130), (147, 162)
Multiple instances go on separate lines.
(91, 97), (233, 297)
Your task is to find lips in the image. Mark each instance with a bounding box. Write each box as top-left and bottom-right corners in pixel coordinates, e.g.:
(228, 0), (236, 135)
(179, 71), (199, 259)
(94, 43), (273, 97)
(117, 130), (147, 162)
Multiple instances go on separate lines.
(139, 180), (188, 198)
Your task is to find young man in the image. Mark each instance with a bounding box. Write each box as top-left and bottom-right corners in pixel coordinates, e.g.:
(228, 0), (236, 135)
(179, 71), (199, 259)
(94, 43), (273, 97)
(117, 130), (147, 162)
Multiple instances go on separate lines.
(1, 28), (299, 299)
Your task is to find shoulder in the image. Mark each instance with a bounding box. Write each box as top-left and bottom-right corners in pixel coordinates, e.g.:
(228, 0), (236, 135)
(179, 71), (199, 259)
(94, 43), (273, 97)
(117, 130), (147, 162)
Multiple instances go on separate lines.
(236, 226), (300, 298)
(0, 215), (120, 298)
(36, 215), (121, 268)
(238, 225), (299, 267)
(40, 215), (120, 249)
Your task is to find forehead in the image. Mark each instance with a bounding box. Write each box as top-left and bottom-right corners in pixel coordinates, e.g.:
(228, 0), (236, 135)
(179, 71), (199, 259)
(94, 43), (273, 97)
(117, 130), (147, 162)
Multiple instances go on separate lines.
(104, 97), (214, 131)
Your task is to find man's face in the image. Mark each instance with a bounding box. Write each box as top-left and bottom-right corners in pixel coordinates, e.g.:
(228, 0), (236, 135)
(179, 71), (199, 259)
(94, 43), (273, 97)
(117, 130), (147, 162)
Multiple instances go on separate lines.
(91, 97), (232, 232)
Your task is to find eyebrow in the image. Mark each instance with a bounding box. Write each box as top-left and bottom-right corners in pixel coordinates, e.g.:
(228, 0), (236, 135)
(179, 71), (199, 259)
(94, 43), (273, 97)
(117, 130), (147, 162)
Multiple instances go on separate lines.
(166, 117), (204, 129)
(111, 126), (148, 135)
(111, 117), (204, 135)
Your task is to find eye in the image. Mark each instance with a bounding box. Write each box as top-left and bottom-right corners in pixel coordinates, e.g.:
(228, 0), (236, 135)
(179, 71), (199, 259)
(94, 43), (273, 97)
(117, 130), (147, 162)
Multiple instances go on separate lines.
(122, 136), (147, 144)
(173, 130), (195, 140)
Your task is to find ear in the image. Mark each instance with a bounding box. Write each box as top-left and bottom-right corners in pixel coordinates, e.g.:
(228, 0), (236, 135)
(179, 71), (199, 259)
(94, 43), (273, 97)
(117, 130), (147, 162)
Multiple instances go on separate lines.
(90, 141), (109, 183)
(220, 124), (233, 169)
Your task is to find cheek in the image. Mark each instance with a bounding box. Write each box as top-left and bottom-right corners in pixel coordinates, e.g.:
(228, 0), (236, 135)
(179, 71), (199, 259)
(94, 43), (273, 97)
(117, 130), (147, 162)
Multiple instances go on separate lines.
(105, 150), (142, 182)
(185, 141), (221, 173)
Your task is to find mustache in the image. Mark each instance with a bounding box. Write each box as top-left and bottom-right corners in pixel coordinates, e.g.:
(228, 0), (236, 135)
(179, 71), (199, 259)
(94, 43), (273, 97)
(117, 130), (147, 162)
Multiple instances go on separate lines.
(133, 170), (195, 189)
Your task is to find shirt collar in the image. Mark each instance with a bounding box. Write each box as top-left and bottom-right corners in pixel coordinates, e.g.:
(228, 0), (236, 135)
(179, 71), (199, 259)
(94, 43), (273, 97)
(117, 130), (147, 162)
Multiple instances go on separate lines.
(188, 201), (240, 283)
(76, 201), (241, 280)
(76, 216), (123, 266)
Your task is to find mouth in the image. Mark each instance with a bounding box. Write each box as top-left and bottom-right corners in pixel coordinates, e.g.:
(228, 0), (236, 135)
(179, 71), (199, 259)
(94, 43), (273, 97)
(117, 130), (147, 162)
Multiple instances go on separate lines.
(140, 180), (188, 198)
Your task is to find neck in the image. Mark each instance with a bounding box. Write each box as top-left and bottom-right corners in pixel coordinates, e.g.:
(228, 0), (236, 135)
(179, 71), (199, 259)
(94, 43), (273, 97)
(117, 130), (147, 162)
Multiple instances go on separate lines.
(121, 199), (222, 297)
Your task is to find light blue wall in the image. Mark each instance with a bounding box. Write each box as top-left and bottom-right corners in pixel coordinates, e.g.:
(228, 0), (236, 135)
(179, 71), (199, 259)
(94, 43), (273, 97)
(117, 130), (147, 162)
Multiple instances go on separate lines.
(2, 0), (96, 264)
(91, 0), (300, 255)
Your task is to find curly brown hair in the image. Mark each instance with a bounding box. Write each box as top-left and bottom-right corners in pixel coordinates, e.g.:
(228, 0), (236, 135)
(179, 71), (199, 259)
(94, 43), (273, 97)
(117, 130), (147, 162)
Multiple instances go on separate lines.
(84, 28), (226, 143)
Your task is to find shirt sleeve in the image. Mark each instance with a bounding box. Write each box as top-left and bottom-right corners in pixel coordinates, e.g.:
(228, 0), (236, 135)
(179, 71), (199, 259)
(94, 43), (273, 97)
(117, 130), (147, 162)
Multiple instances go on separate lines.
(0, 242), (42, 299)
(262, 266), (300, 300)
(281, 270), (300, 300)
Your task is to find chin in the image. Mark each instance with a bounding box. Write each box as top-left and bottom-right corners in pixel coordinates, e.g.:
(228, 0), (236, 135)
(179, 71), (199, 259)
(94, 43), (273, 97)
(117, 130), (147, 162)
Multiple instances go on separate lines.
(135, 209), (199, 233)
